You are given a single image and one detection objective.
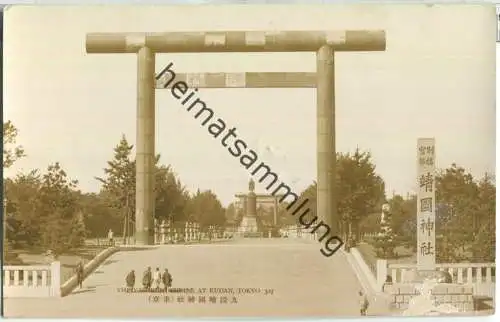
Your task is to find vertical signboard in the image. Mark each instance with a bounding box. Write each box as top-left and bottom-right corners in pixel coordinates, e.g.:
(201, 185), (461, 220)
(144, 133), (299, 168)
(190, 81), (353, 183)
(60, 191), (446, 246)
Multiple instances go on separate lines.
(417, 138), (436, 271)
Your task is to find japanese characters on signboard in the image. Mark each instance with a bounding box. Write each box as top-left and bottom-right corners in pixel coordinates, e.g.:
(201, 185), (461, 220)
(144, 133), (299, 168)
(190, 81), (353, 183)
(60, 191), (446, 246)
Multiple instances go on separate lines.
(417, 138), (436, 270)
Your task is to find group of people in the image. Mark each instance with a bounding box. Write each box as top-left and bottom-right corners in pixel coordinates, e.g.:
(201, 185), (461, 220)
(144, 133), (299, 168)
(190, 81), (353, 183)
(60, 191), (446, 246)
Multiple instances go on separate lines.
(76, 249), (369, 315)
(125, 267), (173, 291)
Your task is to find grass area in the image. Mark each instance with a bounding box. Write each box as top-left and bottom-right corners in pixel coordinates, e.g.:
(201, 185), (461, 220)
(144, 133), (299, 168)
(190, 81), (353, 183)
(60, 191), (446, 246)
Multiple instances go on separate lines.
(9, 245), (109, 284)
(5, 236), (229, 284)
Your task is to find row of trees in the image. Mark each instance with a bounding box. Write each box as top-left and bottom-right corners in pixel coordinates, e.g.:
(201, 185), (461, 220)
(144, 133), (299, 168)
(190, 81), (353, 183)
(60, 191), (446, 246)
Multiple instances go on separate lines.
(298, 149), (386, 242)
(4, 120), (495, 264)
(3, 122), (226, 259)
(288, 148), (495, 263)
(361, 165), (495, 263)
(91, 135), (226, 240)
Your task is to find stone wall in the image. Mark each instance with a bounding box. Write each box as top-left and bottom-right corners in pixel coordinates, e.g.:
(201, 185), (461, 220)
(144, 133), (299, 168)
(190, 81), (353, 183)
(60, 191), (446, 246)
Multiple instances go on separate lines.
(384, 283), (474, 311)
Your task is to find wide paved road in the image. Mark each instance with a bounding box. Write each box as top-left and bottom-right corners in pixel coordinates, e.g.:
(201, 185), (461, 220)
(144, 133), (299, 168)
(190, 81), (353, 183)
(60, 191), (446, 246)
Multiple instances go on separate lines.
(4, 238), (375, 318)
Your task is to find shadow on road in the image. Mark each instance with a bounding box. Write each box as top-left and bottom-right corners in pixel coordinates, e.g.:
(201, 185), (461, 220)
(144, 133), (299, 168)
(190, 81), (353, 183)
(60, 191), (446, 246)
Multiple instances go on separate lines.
(86, 284), (108, 288)
(102, 259), (119, 266)
(70, 284), (109, 296)
(71, 288), (96, 295)
(119, 247), (157, 252)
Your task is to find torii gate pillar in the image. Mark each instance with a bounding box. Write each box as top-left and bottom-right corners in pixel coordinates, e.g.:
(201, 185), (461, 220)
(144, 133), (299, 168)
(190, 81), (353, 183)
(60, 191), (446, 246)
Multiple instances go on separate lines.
(86, 30), (386, 245)
(317, 45), (337, 234)
(136, 46), (156, 245)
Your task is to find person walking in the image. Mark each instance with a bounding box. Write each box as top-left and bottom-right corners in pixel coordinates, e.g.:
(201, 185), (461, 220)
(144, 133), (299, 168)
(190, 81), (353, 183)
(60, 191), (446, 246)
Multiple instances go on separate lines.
(142, 267), (152, 291)
(153, 267), (161, 291)
(125, 269), (135, 292)
(107, 229), (114, 246)
(358, 290), (369, 316)
(162, 268), (172, 291)
(76, 261), (84, 289)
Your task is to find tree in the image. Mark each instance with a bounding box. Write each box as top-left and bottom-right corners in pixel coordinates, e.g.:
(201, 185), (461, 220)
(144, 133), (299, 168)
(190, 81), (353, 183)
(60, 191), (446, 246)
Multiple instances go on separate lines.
(3, 121), (26, 262)
(336, 149), (386, 242)
(435, 163), (479, 262)
(399, 197), (417, 252)
(79, 192), (122, 238)
(297, 149), (386, 242)
(388, 195), (406, 234)
(37, 162), (82, 257)
(96, 135), (135, 241)
(472, 222), (495, 263)
(188, 190), (226, 229)
(225, 202), (239, 229)
(234, 206), (244, 227)
(359, 212), (381, 239)
(470, 173), (495, 262)
(97, 135), (191, 242)
(69, 211), (87, 248)
(388, 194), (417, 250)
(3, 121), (26, 168)
(155, 165), (189, 223)
(372, 204), (396, 258)
(4, 170), (43, 246)
(298, 181), (317, 223)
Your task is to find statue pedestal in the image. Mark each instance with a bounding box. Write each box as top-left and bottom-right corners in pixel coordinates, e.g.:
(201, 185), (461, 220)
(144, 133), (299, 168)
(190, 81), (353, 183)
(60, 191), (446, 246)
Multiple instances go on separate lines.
(238, 216), (259, 237)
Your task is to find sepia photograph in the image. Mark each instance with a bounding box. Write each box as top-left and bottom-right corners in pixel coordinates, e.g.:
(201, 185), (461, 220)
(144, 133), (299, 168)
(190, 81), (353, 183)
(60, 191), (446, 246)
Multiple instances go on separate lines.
(1, 3), (496, 318)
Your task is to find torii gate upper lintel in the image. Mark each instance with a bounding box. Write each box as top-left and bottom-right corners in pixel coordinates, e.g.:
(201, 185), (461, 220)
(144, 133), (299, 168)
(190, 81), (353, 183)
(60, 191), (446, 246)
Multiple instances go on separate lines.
(85, 30), (386, 245)
(86, 30), (385, 53)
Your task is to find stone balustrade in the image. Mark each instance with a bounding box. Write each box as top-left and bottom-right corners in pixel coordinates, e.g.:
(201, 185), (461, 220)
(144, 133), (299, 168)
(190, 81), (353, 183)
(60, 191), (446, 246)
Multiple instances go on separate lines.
(3, 261), (61, 298)
(377, 260), (495, 298)
(282, 226), (317, 241)
(155, 221), (231, 244)
(4, 245), (148, 299)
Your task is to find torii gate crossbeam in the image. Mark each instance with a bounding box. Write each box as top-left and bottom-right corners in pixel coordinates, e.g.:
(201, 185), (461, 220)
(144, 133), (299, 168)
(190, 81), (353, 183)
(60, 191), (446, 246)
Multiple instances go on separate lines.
(156, 72), (317, 88)
(86, 30), (386, 245)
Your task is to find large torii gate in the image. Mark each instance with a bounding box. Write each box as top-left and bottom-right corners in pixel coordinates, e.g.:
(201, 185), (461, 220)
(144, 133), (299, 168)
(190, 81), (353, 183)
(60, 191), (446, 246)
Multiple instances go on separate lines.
(86, 30), (386, 245)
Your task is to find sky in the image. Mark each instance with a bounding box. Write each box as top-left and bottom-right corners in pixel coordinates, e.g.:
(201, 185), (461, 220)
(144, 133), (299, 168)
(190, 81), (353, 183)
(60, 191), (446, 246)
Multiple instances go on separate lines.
(3, 4), (496, 206)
